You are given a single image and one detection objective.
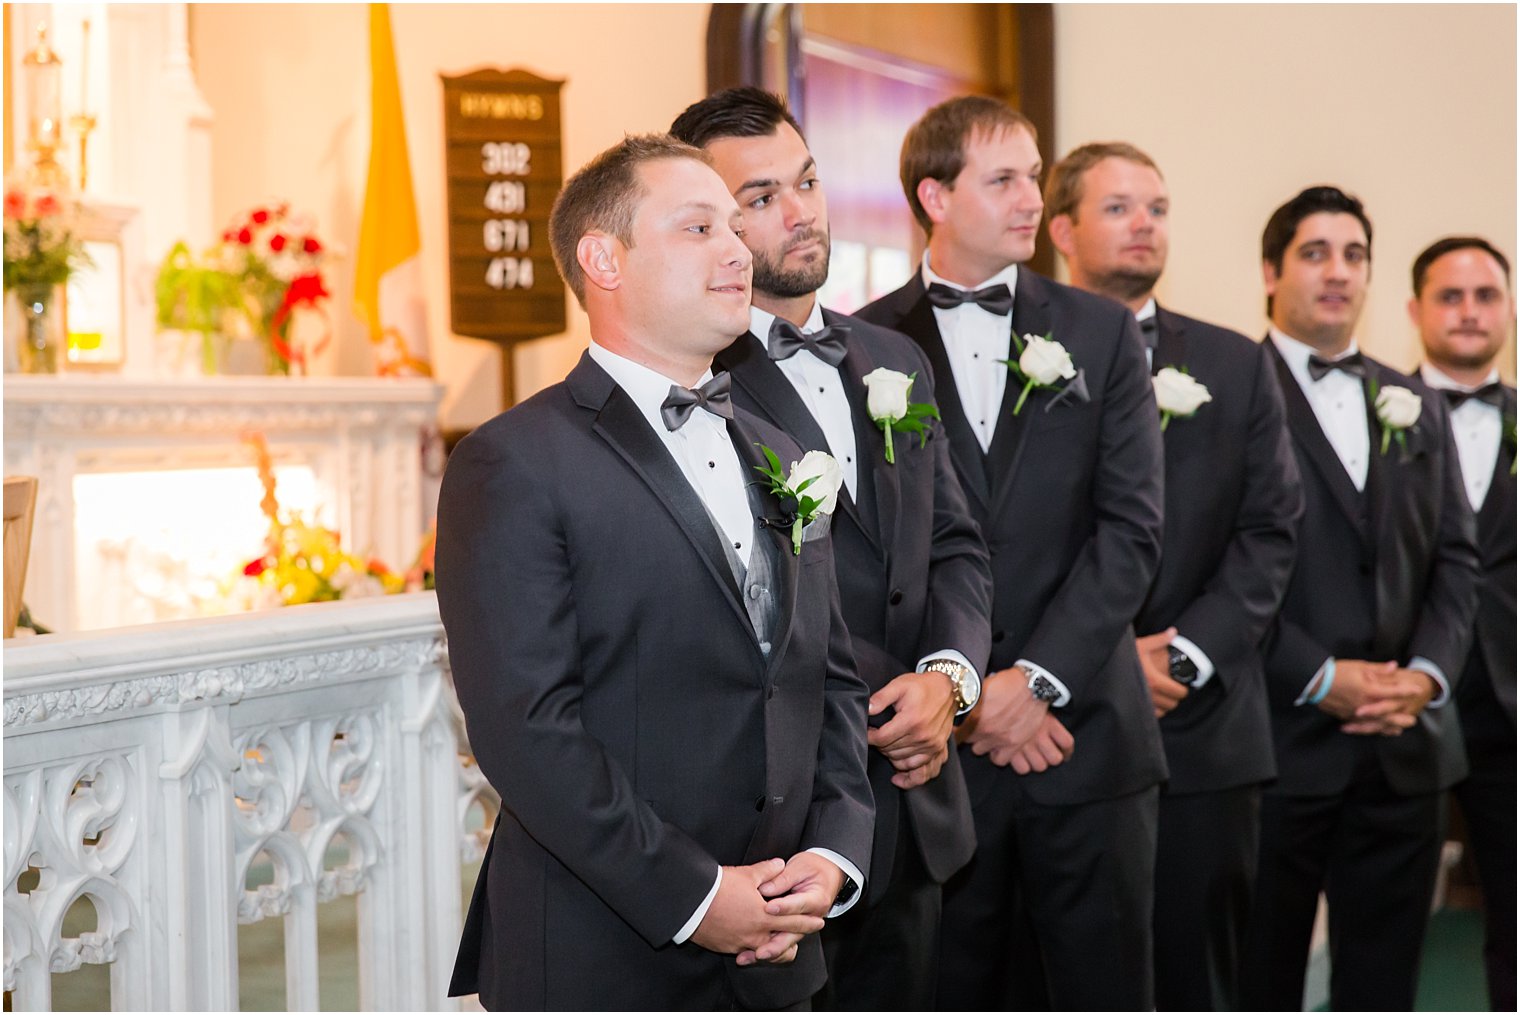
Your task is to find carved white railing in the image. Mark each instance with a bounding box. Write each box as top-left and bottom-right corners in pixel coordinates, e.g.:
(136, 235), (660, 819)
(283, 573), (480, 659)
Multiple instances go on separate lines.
(2, 593), (494, 1011)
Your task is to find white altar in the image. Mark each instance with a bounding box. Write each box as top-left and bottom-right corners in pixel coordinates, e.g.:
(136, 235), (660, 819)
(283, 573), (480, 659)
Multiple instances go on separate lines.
(3, 375), (443, 632)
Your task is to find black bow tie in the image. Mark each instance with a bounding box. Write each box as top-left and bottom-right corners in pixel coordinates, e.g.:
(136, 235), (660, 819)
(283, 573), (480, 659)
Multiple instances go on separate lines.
(1138, 316), (1159, 350)
(1307, 352), (1367, 382)
(660, 372), (734, 431)
(926, 282), (1014, 317)
(768, 318), (850, 367)
(1442, 382), (1504, 410)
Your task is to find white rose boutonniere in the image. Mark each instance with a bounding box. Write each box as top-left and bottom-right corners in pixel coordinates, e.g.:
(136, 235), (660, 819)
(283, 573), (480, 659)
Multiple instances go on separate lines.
(753, 445), (844, 554)
(1000, 332), (1077, 415)
(1152, 367), (1213, 431)
(1369, 379), (1422, 456)
(862, 367), (941, 464)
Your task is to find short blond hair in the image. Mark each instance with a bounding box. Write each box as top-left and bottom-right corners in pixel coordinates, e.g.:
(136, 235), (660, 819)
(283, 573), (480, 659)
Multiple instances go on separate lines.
(548, 134), (712, 306)
(1044, 142), (1162, 224)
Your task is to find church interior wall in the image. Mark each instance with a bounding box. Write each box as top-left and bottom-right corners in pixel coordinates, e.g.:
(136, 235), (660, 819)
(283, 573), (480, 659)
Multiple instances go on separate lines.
(186, 3), (1516, 431)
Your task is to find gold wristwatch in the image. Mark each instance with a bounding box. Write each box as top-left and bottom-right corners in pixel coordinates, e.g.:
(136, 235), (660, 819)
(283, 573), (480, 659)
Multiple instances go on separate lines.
(923, 658), (978, 714)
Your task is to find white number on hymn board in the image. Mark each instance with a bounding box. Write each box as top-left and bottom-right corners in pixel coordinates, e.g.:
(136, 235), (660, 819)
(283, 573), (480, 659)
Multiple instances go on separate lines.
(486, 257), (533, 290)
(481, 142), (532, 176)
(484, 181), (527, 214)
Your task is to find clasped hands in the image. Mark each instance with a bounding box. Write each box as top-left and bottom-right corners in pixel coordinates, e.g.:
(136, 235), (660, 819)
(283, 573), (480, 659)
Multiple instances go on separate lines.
(955, 666), (1073, 774)
(690, 851), (844, 967)
(1315, 659), (1436, 736)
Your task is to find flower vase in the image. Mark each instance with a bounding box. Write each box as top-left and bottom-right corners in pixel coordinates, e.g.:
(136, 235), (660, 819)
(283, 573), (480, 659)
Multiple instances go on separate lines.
(13, 283), (63, 374)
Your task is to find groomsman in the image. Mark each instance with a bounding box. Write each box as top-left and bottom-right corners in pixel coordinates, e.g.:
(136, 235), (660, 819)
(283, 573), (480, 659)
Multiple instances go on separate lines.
(1045, 141), (1303, 1011)
(435, 134), (874, 1010)
(669, 87), (993, 1010)
(1409, 236), (1516, 1012)
(859, 96), (1167, 1010)
(1240, 187), (1480, 1011)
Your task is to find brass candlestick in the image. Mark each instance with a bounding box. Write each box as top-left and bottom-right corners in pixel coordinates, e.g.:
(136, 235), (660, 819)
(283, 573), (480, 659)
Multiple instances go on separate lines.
(69, 112), (97, 192)
(22, 23), (69, 190)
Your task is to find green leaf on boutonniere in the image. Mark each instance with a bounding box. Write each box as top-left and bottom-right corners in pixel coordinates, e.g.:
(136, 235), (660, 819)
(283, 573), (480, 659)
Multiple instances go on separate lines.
(1504, 414), (1517, 476)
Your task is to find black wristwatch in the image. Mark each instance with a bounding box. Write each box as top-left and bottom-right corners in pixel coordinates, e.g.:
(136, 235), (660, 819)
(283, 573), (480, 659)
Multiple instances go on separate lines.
(1167, 645), (1199, 687)
(1028, 673), (1061, 704)
(833, 874), (859, 909)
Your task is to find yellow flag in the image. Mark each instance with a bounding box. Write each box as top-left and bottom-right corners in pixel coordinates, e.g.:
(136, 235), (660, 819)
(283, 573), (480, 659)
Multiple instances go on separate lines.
(354, 3), (431, 377)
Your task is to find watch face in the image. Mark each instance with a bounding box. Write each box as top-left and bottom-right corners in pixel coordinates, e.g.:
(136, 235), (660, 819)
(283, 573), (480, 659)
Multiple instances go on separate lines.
(1030, 675), (1060, 703)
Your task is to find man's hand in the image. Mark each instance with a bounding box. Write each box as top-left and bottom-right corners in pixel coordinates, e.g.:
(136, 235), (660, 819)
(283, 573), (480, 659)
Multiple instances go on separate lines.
(957, 666), (1045, 758)
(868, 670), (955, 789)
(1341, 667), (1437, 735)
(1136, 628), (1187, 717)
(1317, 659), (1414, 736)
(989, 711), (1075, 774)
(731, 852), (847, 966)
(690, 858), (824, 963)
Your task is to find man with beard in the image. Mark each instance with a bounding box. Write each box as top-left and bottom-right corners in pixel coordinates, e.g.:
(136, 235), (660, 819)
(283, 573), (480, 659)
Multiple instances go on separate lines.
(671, 88), (993, 1009)
(1409, 236), (1516, 1012)
(1044, 141), (1302, 1010)
(857, 96), (1166, 1010)
(1239, 187), (1479, 1010)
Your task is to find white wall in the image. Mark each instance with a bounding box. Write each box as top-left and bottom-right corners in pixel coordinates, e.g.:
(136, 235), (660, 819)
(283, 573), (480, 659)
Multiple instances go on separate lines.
(1053, 3), (1517, 376)
(192, 3), (710, 430)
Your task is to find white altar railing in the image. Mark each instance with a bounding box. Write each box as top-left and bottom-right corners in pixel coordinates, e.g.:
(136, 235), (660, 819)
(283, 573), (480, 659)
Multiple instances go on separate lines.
(2, 593), (495, 1011)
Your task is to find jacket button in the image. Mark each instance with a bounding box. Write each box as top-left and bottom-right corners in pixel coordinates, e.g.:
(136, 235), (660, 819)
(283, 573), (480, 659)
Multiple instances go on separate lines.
(889, 589), (904, 606)
(993, 630), (1006, 644)
(754, 796), (765, 811)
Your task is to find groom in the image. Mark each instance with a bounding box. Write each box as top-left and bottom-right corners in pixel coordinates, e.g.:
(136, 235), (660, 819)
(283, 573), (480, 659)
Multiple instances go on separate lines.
(435, 134), (874, 1011)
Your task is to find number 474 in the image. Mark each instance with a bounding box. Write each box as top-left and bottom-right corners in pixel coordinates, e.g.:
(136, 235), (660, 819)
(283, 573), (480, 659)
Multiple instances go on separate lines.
(486, 257), (534, 290)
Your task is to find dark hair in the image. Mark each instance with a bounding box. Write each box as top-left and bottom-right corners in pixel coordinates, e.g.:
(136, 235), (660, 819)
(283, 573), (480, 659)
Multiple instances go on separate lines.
(899, 95), (1039, 234)
(548, 133), (711, 307)
(1045, 141), (1162, 223)
(669, 87), (804, 149)
(1260, 186), (1373, 315)
(1411, 236), (1512, 297)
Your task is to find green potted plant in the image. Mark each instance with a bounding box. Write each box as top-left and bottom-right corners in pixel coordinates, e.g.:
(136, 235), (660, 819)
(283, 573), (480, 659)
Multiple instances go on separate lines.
(154, 241), (244, 374)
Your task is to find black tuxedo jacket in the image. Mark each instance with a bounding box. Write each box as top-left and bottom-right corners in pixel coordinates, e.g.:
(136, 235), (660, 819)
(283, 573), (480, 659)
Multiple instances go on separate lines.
(1263, 342), (1480, 797)
(435, 354), (875, 1010)
(1137, 308), (1303, 794)
(714, 308), (993, 902)
(858, 270), (1167, 805)
(1411, 374), (1516, 727)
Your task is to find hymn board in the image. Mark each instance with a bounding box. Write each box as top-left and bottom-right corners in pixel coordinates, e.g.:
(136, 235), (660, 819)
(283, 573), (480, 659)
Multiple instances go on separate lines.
(441, 68), (566, 405)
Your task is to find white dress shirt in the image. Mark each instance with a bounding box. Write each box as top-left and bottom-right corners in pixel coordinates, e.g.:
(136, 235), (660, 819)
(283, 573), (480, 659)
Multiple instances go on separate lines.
(1270, 329), (1370, 491)
(748, 303), (982, 708)
(1420, 363), (1504, 512)
(1268, 331), (1449, 708)
(586, 339), (865, 940)
(1136, 296), (1157, 370)
(749, 302), (860, 501)
(923, 255), (1018, 453)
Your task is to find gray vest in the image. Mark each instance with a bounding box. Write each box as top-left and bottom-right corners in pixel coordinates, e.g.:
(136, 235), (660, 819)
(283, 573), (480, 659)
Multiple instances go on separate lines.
(704, 483), (780, 656)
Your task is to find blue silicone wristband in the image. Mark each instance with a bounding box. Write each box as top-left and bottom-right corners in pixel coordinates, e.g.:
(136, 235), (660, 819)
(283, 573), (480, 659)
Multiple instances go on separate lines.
(1307, 658), (1336, 705)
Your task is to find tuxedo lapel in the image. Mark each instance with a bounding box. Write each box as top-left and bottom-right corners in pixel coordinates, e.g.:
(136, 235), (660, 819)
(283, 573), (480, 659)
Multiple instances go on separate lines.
(830, 314), (888, 554)
(986, 269), (1050, 516)
(578, 360), (751, 634)
(1477, 388), (1516, 547)
(899, 288), (992, 510)
(1266, 340), (1369, 540)
(1152, 308), (1187, 375)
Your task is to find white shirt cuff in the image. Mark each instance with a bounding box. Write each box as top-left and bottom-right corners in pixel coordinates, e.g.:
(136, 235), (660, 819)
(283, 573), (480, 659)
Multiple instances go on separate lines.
(1016, 658), (1071, 708)
(917, 649), (981, 716)
(673, 867), (723, 944)
(1169, 633), (1216, 689)
(1294, 657), (1334, 706)
(806, 847), (865, 917)
(1407, 656), (1451, 708)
